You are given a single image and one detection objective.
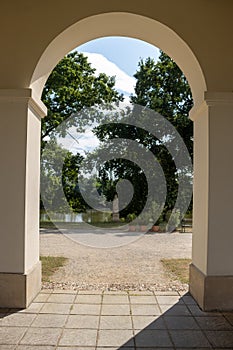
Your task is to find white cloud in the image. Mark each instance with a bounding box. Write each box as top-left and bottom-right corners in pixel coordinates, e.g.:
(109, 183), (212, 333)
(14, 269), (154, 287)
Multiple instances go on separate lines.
(56, 52), (136, 156)
(83, 52), (136, 96)
(58, 127), (100, 156)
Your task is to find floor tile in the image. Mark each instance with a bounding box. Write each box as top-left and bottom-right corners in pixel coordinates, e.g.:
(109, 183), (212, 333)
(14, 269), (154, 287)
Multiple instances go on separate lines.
(17, 346), (55, 350)
(66, 314), (99, 328)
(40, 303), (71, 314)
(187, 304), (221, 316)
(33, 294), (50, 303)
(223, 313), (233, 326)
(52, 289), (77, 294)
(156, 295), (183, 304)
(102, 304), (130, 315)
(2, 290), (232, 349)
(154, 291), (179, 296)
(78, 290), (103, 294)
(0, 327), (26, 345)
(59, 328), (97, 346)
(75, 294), (102, 304)
(132, 316), (165, 330)
(40, 289), (52, 294)
(160, 304), (191, 316)
(134, 329), (172, 347)
(170, 330), (211, 348)
(130, 296), (157, 304)
(129, 291), (154, 296)
(0, 312), (36, 326)
(97, 348), (134, 350)
(175, 348), (209, 350)
(195, 315), (233, 330)
(100, 315), (132, 329)
(47, 293), (76, 303)
(131, 304), (161, 316)
(32, 313), (67, 327)
(136, 348), (173, 350)
(103, 295), (129, 304)
(19, 327), (61, 346)
(104, 290), (128, 295)
(205, 330), (233, 347)
(18, 303), (43, 314)
(57, 347), (95, 350)
(70, 303), (101, 315)
(97, 329), (134, 346)
(164, 316), (199, 330)
(178, 290), (190, 296)
(180, 294), (197, 305)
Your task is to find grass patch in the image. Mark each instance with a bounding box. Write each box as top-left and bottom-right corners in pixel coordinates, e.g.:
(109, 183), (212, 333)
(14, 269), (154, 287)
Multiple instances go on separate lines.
(40, 256), (67, 282)
(40, 221), (127, 230)
(40, 221), (57, 229)
(161, 258), (191, 284)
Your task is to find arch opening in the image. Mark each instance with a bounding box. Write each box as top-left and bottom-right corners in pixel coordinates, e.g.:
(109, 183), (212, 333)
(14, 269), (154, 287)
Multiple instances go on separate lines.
(30, 12), (206, 108)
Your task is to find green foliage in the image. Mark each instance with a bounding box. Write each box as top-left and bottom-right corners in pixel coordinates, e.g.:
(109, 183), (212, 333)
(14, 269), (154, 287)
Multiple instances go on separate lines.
(92, 51), (193, 222)
(161, 258), (191, 284)
(40, 140), (86, 213)
(131, 52), (193, 150)
(126, 213), (137, 223)
(41, 50), (193, 222)
(40, 255), (67, 282)
(41, 51), (123, 144)
(41, 51), (123, 213)
(131, 51), (193, 218)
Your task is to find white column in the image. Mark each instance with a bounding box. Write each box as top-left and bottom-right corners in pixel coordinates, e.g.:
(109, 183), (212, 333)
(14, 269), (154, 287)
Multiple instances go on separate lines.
(0, 89), (46, 308)
(190, 92), (233, 310)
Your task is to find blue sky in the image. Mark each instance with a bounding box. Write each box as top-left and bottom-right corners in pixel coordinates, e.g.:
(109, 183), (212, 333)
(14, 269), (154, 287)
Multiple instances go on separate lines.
(77, 37), (160, 76)
(76, 36), (160, 96)
(62, 37), (161, 154)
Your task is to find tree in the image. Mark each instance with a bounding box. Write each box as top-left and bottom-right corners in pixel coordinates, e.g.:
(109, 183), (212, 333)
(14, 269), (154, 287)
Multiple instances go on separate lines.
(92, 51), (193, 222)
(40, 51), (123, 213)
(130, 51), (193, 218)
(131, 52), (193, 155)
(41, 51), (123, 146)
(40, 140), (87, 213)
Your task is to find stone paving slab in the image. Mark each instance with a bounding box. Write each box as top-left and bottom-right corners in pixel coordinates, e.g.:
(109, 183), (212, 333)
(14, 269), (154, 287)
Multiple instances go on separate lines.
(0, 290), (232, 349)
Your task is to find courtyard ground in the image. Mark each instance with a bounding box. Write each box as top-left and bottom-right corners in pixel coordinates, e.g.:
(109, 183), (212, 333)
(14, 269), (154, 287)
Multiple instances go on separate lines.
(40, 230), (192, 291)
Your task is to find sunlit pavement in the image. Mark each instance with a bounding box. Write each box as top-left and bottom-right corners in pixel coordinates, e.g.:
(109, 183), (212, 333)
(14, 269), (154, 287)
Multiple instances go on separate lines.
(0, 289), (233, 349)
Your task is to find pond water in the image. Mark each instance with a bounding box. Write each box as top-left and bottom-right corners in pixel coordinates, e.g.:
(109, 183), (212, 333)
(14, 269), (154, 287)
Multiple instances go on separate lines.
(40, 210), (112, 223)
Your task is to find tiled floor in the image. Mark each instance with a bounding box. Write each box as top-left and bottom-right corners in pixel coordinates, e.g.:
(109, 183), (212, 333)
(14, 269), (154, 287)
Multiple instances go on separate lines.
(0, 289), (233, 349)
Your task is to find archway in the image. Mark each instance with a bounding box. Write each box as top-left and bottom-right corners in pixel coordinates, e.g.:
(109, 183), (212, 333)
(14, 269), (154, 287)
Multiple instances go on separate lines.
(8, 10), (233, 311)
(30, 13), (206, 106)
(30, 11), (207, 305)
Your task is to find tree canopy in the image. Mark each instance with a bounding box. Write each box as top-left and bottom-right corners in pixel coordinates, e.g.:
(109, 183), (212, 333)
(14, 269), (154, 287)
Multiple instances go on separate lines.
(40, 51), (123, 213)
(41, 50), (193, 224)
(93, 51), (193, 222)
(41, 51), (123, 145)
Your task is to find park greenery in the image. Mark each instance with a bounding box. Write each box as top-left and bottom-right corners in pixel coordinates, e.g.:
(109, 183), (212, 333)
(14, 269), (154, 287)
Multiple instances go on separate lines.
(40, 51), (123, 213)
(40, 50), (193, 226)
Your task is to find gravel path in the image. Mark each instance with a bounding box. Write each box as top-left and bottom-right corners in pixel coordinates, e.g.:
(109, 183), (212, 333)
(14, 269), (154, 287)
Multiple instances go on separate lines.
(40, 230), (192, 291)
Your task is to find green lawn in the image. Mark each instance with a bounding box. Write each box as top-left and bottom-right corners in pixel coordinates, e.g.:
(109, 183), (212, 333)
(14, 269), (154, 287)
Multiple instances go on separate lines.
(40, 256), (67, 282)
(40, 221), (126, 230)
(161, 258), (191, 284)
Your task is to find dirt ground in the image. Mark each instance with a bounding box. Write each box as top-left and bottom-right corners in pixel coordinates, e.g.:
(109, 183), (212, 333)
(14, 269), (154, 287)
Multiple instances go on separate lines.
(40, 229), (192, 291)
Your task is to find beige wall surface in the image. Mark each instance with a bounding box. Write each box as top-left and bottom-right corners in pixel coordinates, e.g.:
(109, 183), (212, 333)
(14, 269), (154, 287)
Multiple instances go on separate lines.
(0, 0), (232, 95)
(0, 0), (233, 309)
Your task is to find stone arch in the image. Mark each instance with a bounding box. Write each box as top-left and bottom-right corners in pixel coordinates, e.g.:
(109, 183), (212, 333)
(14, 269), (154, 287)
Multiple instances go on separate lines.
(30, 12), (206, 107)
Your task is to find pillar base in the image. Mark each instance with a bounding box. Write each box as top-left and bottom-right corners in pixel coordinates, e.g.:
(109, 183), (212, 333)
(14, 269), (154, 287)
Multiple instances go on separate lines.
(189, 263), (233, 311)
(0, 262), (41, 308)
